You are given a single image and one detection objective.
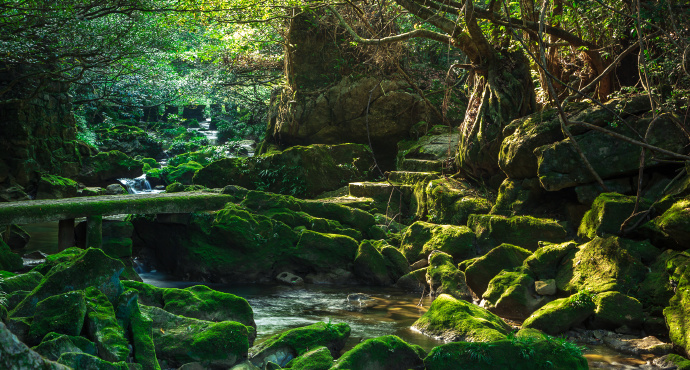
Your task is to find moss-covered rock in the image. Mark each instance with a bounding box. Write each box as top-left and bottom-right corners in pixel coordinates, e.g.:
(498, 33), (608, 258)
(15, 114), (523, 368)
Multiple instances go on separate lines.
(285, 346), (333, 370)
(30, 247), (84, 276)
(464, 243), (532, 297)
(412, 294), (511, 342)
(423, 328), (588, 370)
(555, 236), (648, 294)
(0, 271), (43, 293)
(353, 241), (395, 285)
(293, 231), (359, 272)
(36, 174), (79, 200)
(482, 271), (543, 320)
(164, 161), (204, 185)
(0, 239), (23, 272)
(0, 224), (31, 250)
(591, 291), (644, 329)
(11, 248), (124, 318)
(490, 178), (544, 216)
(144, 305), (250, 368)
(57, 352), (129, 369)
(194, 143), (373, 197)
(396, 267), (427, 292)
(331, 335), (426, 370)
(83, 287), (129, 362)
(123, 281), (255, 330)
(578, 193), (651, 240)
(28, 291), (87, 345)
(249, 321), (350, 368)
(78, 150), (144, 187)
(641, 197), (690, 250)
(521, 241), (578, 280)
(426, 251), (472, 301)
(638, 250), (690, 308)
(0, 321), (68, 369)
(32, 332), (97, 361)
(127, 298), (160, 370)
(467, 214), (567, 252)
(399, 221), (476, 263)
(422, 178), (493, 225)
(522, 291), (595, 335)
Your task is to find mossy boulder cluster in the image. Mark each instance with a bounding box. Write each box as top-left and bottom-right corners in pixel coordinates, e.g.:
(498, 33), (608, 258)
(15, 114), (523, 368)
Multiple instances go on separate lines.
(0, 247), (255, 369)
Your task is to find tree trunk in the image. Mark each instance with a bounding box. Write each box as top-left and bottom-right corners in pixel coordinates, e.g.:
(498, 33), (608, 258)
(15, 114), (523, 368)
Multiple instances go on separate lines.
(456, 50), (536, 179)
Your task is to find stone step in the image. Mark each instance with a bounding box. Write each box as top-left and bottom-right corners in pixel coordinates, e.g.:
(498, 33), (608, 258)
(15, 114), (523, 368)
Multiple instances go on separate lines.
(387, 171), (440, 186)
(348, 182), (414, 200)
(398, 159), (444, 172)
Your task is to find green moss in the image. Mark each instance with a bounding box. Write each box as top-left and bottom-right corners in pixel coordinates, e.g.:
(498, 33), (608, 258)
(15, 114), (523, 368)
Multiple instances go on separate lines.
(423, 331), (588, 370)
(465, 243), (532, 297)
(427, 252), (472, 300)
(83, 287), (130, 362)
(0, 270), (15, 278)
(399, 221), (476, 263)
(482, 271), (540, 320)
(128, 301), (160, 370)
(591, 291), (643, 329)
(293, 231), (359, 271)
(353, 241), (393, 285)
(30, 247), (83, 275)
(144, 305), (250, 368)
(57, 352), (129, 369)
(578, 193), (652, 240)
(424, 178), (493, 225)
(331, 335), (426, 370)
(0, 271), (43, 293)
(0, 240), (23, 272)
(164, 161), (204, 185)
(28, 290), (87, 345)
(285, 346), (333, 370)
(521, 241), (578, 280)
(643, 198), (690, 249)
(250, 321), (350, 367)
(555, 236), (648, 294)
(467, 214), (567, 252)
(412, 294), (511, 342)
(32, 333), (97, 361)
(638, 250), (688, 307)
(665, 354), (690, 370)
(522, 291), (595, 335)
(665, 288), (690, 357)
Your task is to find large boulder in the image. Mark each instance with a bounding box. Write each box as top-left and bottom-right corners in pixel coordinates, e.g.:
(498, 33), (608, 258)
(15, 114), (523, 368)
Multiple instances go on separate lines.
(27, 291), (87, 345)
(331, 335), (426, 370)
(522, 291), (596, 335)
(536, 111), (687, 191)
(0, 239), (23, 272)
(423, 328), (588, 370)
(578, 192), (651, 239)
(0, 271), (43, 294)
(467, 214), (567, 252)
(426, 251), (473, 301)
(83, 287), (130, 362)
(591, 291), (644, 330)
(555, 236), (649, 294)
(399, 221), (476, 263)
(144, 305), (251, 368)
(353, 240), (409, 286)
(490, 178), (545, 216)
(418, 178), (492, 225)
(412, 294), (511, 342)
(77, 150), (144, 187)
(482, 270), (543, 320)
(641, 197), (690, 250)
(0, 321), (68, 369)
(249, 321), (350, 368)
(35, 174), (78, 200)
(285, 346), (333, 370)
(32, 333), (97, 361)
(193, 143), (374, 197)
(521, 241), (578, 280)
(464, 243), (532, 297)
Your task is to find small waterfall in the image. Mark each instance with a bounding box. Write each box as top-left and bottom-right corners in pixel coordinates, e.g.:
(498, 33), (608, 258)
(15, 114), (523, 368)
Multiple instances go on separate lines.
(118, 174), (160, 194)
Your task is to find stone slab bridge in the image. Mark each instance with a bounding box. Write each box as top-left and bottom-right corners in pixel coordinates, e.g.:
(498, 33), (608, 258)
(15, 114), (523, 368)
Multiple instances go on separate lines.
(0, 192), (233, 250)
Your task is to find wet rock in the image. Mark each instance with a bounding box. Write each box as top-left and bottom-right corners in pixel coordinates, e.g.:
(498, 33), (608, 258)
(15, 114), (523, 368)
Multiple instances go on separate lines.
(522, 291), (595, 335)
(332, 335), (426, 370)
(578, 193), (651, 240)
(399, 221), (476, 263)
(602, 335), (672, 357)
(464, 243), (532, 297)
(249, 321), (350, 368)
(482, 271), (543, 320)
(426, 251), (472, 301)
(409, 258), (428, 270)
(56, 352), (129, 369)
(555, 236), (648, 294)
(35, 174), (78, 200)
(32, 333), (97, 361)
(467, 214), (567, 252)
(412, 294), (511, 342)
(396, 268), (427, 292)
(105, 184), (127, 195)
(122, 281), (255, 329)
(354, 241), (409, 286)
(276, 271), (304, 286)
(144, 305), (251, 368)
(522, 241), (578, 281)
(0, 321), (68, 369)
(286, 346), (333, 370)
(424, 328), (588, 370)
(535, 279), (557, 295)
(592, 291), (644, 330)
(27, 290), (87, 345)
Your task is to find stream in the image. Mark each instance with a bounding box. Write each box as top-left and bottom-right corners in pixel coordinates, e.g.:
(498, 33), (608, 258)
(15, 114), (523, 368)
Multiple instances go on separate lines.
(18, 221), (662, 369)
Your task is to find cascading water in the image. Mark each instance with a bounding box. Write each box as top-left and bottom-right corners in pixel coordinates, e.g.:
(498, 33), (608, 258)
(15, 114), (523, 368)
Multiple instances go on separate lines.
(117, 174), (162, 194)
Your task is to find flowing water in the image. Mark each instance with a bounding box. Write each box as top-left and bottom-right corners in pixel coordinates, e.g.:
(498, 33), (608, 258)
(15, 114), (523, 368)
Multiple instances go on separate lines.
(18, 222), (663, 368)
